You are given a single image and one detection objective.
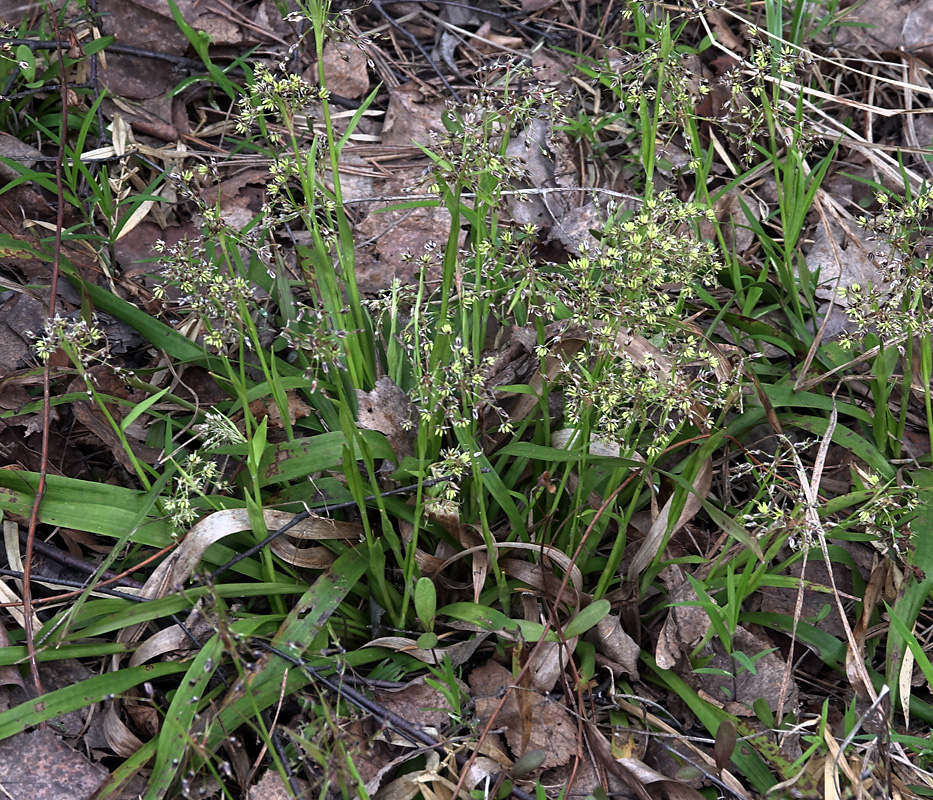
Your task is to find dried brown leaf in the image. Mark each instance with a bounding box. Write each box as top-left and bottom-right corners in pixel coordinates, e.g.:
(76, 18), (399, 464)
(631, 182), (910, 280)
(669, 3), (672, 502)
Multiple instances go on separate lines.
(365, 633), (489, 666)
(590, 614), (640, 679)
(374, 676), (462, 731)
(356, 376), (417, 466)
(469, 661), (578, 770)
(248, 770), (309, 800)
(628, 460), (712, 581)
(381, 84), (448, 148)
(655, 566), (711, 670)
(525, 638), (578, 694)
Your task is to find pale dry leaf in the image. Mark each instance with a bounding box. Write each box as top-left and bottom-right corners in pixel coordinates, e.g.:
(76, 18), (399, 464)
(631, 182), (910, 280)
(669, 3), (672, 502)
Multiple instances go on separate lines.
(822, 726), (848, 800)
(248, 771), (309, 799)
(525, 637), (578, 693)
(265, 510), (363, 541)
(469, 661), (577, 770)
(0, 617), (24, 693)
(268, 539), (336, 569)
(692, 626), (797, 715)
(375, 676), (463, 731)
(437, 0), (480, 25)
(835, 0), (933, 57)
(547, 202), (602, 254)
(628, 459), (712, 581)
(373, 751), (449, 800)
(251, 0), (301, 42)
(107, 507), (353, 751)
(325, 150), (376, 201)
(129, 598), (229, 669)
(114, 182), (168, 241)
(362, 747), (426, 799)
(365, 633), (489, 666)
(366, 771), (421, 800)
(437, 542), (584, 605)
(470, 21), (524, 53)
(0, 133), (40, 182)
(103, 702), (145, 757)
(356, 376), (417, 465)
(654, 566), (711, 670)
(617, 758), (707, 799)
(498, 557), (581, 613)
(1, 520), (41, 631)
(583, 720), (654, 800)
(129, 625), (193, 667)
(134, 508), (357, 605)
(504, 118), (563, 228)
(421, 506), (487, 598)
(470, 547), (488, 605)
(354, 198), (460, 292)
(381, 84), (449, 148)
(805, 219), (887, 303)
(590, 614), (640, 679)
(463, 756), (504, 792)
(433, 30), (461, 77)
(498, 543), (583, 594)
(900, 644), (914, 728)
(655, 610), (686, 671)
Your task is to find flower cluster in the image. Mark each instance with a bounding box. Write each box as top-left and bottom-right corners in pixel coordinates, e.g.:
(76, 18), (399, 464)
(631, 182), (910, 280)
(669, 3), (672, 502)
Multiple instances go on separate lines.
(163, 451), (231, 532)
(195, 411), (246, 450)
(280, 303), (351, 391)
(848, 469), (919, 559)
(840, 188), (933, 347)
(0, 25), (17, 62)
(419, 58), (571, 198)
(153, 237), (252, 350)
(600, 43), (710, 152)
(30, 314), (105, 367)
(425, 448), (477, 516)
(539, 193), (730, 454)
(717, 28), (823, 162)
(235, 63), (321, 146)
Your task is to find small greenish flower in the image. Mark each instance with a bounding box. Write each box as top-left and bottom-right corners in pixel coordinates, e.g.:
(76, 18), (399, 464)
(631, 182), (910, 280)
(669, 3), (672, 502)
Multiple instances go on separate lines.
(31, 315), (105, 366)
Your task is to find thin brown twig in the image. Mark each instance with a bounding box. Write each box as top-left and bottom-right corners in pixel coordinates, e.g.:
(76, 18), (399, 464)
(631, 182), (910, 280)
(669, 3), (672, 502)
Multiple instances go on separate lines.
(0, 543), (175, 609)
(22, 6), (74, 703)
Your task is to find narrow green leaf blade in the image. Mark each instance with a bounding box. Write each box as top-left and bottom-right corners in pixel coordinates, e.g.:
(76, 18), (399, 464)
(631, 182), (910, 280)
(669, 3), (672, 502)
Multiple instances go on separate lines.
(145, 636), (226, 800)
(0, 662), (185, 739)
(563, 600), (611, 639)
(205, 545), (370, 750)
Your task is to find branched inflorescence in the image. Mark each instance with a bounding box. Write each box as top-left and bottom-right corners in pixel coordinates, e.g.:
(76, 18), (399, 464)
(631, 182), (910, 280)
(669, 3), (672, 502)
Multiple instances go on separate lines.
(841, 188), (933, 348)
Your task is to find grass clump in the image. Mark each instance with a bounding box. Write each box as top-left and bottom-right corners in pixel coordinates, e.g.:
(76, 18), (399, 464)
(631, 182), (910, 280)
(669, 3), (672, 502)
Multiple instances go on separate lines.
(2, 0), (933, 797)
